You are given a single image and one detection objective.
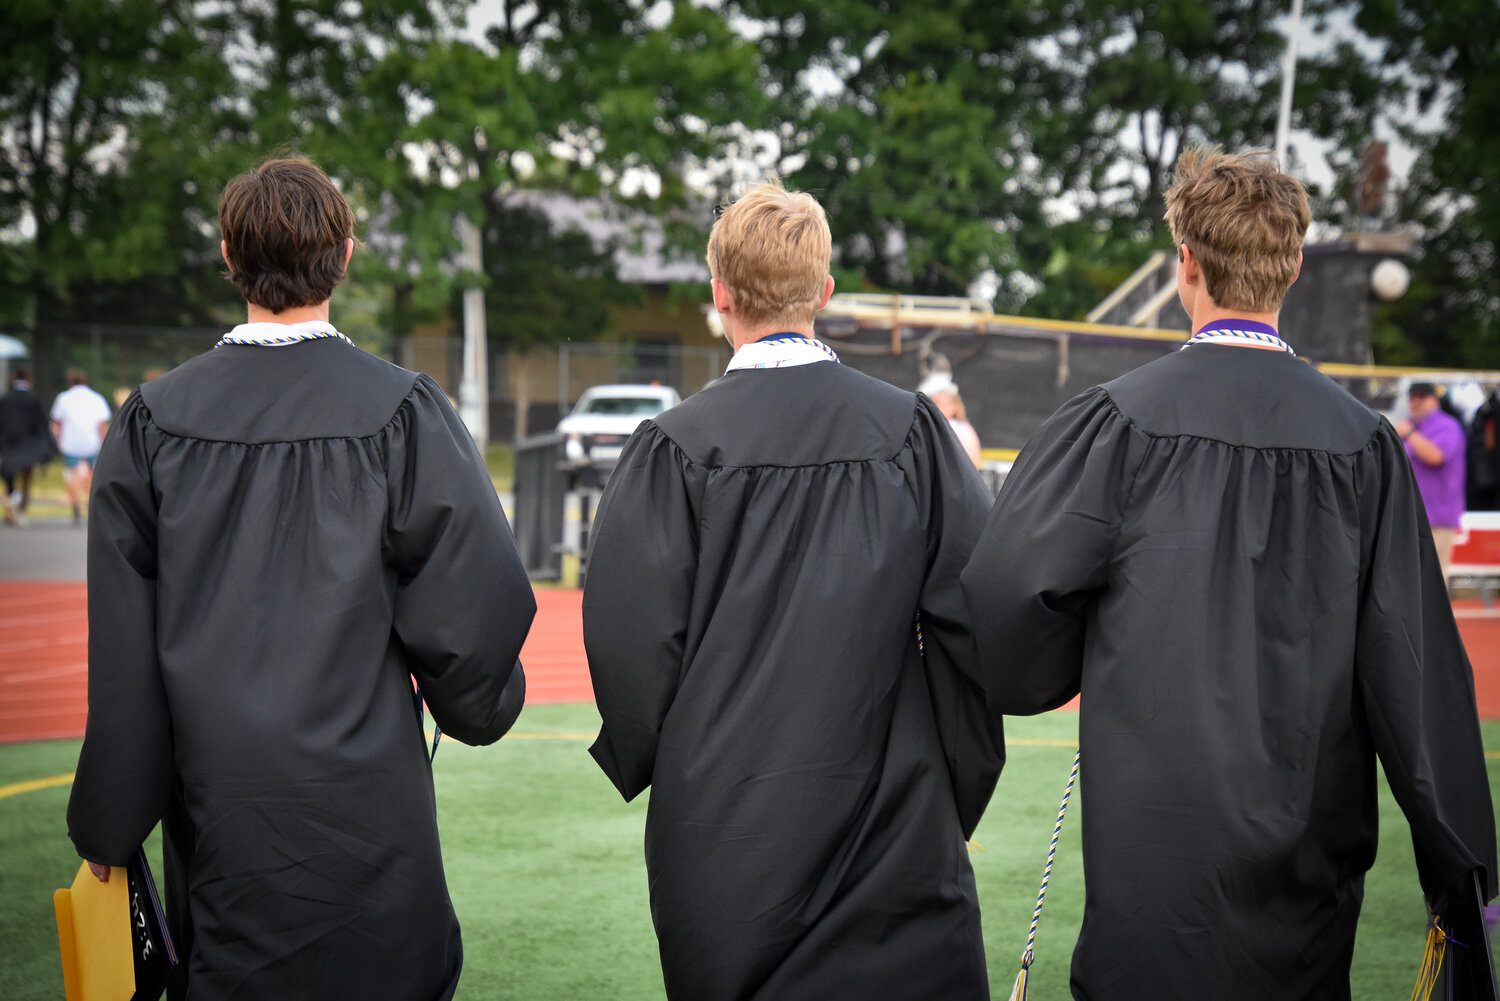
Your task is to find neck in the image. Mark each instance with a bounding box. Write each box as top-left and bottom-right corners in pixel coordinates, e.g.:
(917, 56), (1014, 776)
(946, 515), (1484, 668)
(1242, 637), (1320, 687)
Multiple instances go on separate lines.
(1190, 304), (1280, 335)
(730, 321), (816, 353)
(245, 301), (332, 325)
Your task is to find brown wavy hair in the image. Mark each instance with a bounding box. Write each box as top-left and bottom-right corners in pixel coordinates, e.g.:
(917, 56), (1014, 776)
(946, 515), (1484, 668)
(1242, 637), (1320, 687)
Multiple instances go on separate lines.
(1164, 147), (1310, 314)
(219, 159), (357, 313)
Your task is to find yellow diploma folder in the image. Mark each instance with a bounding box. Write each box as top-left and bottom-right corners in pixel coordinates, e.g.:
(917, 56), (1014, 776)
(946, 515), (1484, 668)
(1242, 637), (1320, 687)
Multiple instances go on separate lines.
(54, 862), (133, 1001)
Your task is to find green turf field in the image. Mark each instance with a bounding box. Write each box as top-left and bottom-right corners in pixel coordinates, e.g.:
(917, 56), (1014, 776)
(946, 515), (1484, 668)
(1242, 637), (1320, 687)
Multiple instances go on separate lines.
(3, 706), (1496, 1000)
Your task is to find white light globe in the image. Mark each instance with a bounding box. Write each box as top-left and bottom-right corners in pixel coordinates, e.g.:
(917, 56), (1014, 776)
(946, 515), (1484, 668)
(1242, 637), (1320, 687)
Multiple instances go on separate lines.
(704, 308), (725, 339)
(1371, 258), (1411, 301)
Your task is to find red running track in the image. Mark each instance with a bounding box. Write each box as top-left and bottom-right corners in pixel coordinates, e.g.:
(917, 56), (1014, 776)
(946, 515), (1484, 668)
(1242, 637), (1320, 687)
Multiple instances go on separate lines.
(0, 584), (592, 745)
(6, 582), (1500, 745)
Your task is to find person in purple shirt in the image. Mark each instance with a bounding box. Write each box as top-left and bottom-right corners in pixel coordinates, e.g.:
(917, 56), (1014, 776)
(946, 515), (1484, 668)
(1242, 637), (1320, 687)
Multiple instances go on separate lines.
(1396, 381), (1466, 580)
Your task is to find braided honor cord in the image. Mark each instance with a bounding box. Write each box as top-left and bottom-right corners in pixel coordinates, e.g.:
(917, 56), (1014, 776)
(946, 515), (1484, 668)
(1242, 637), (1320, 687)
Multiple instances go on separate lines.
(1009, 749), (1081, 1000)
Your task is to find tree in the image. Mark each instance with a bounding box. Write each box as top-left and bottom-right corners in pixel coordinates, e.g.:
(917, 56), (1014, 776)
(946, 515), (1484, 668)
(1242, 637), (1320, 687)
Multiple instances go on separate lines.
(0, 0), (232, 385)
(1355, 0), (1500, 366)
(355, 0), (768, 433)
(1011, 0), (1407, 320)
(728, 0), (1073, 307)
(0, 0), (472, 386)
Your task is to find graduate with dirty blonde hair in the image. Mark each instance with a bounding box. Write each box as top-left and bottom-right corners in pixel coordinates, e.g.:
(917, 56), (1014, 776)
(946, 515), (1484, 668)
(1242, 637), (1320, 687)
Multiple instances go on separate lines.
(964, 147), (1497, 1000)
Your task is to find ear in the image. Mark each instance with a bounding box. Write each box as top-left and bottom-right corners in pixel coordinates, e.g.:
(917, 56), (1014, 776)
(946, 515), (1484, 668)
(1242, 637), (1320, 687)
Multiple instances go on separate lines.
(816, 274), (834, 310)
(220, 240), (232, 270)
(342, 236), (355, 273)
(711, 277), (733, 315)
(1179, 244), (1201, 285)
(1289, 249), (1303, 287)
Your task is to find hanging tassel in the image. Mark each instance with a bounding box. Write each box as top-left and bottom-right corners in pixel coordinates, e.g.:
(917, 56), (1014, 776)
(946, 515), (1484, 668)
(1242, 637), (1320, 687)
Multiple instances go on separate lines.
(1007, 954), (1032, 1001)
(1409, 915), (1448, 1001)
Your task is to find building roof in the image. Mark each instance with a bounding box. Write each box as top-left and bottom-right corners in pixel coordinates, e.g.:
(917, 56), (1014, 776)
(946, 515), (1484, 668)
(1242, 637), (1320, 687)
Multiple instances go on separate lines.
(502, 190), (709, 285)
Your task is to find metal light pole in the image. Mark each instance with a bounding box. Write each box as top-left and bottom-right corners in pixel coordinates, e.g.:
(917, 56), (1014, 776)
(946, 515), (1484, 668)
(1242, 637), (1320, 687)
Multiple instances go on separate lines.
(458, 213), (489, 449)
(1274, 0), (1305, 169)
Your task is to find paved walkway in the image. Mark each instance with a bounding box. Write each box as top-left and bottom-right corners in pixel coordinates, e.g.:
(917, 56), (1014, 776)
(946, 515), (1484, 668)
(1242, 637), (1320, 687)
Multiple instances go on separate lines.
(0, 519), (87, 581)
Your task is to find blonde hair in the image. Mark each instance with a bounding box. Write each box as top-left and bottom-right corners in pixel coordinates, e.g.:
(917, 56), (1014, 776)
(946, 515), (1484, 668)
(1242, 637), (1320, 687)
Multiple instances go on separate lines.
(707, 182), (832, 329)
(1163, 147), (1310, 314)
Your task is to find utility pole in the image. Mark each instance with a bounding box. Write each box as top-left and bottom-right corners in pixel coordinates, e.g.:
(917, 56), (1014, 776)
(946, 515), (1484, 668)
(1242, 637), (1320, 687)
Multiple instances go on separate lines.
(458, 213), (489, 449)
(1274, 0), (1305, 169)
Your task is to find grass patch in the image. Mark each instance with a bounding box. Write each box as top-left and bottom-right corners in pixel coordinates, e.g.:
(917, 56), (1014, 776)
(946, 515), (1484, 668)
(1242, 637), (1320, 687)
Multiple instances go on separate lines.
(2, 708), (1496, 1000)
(8, 461), (70, 520)
(484, 441), (515, 496)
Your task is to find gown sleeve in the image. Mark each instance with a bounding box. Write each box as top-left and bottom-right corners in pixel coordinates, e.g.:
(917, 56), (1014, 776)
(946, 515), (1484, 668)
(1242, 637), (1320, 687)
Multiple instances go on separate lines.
(582, 424), (697, 801)
(911, 397), (1006, 838)
(67, 392), (174, 865)
(961, 388), (1145, 714)
(1355, 423), (1498, 918)
(386, 375), (534, 746)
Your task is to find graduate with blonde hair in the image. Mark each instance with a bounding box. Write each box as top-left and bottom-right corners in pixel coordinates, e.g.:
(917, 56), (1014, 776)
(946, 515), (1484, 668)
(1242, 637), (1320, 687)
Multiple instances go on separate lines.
(584, 181), (1003, 1001)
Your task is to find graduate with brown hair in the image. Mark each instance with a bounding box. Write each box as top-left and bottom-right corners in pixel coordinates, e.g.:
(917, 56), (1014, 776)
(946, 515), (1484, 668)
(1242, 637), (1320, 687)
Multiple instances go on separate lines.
(67, 158), (534, 1000)
(963, 148), (1497, 1000)
(583, 182), (1003, 1001)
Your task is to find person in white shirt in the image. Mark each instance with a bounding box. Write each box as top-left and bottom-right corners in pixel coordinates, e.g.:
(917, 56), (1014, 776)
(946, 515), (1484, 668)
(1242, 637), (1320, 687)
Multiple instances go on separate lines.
(917, 374), (984, 469)
(50, 369), (112, 523)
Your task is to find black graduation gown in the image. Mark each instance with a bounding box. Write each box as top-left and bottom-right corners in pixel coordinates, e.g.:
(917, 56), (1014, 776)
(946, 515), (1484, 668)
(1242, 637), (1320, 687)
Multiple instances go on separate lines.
(582, 361), (1005, 1001)
(66, 338), (535, 1001)
(961, 344), (1498, 1001)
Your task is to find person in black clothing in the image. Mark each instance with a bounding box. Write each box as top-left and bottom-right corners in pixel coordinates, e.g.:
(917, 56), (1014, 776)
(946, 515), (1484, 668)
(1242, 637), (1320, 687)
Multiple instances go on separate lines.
(963, 148), (1497, 1000)
(0, 366), (57, 526)
(583, 182), (1002, 1001)
(67, 159), (535, 1001)
(1468, 389), (1500, 511)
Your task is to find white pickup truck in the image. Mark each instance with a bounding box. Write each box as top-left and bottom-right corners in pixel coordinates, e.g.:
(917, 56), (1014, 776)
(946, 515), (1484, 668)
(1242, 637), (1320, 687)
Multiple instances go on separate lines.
(557, 383), (682, 464)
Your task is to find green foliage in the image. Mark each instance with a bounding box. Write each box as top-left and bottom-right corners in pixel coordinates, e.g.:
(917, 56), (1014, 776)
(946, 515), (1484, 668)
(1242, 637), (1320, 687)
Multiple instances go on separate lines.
(1023, 220), (1166, 322)
(1353, 0), (1500, 366)
(475, 199), (644, 352)
(740, 0), (1052, 302)
(0, 0), (1494, 366)
(0, 0), (227, 308)
(346, 0), (766, 347)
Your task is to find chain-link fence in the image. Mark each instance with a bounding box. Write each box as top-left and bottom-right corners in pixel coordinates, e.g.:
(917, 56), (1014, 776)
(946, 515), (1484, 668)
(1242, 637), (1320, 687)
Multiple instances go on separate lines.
(11, 323), (1464, 458)
(5, 323), (223, 405)
(4, 326), (730, 439)
(394, 337), (730, 440)
(555, 341), (728, 408)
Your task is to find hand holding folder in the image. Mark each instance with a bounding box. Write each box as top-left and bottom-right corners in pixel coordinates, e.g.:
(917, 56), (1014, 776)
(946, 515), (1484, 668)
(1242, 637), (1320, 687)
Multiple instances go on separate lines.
(55, 849), (177, 1001)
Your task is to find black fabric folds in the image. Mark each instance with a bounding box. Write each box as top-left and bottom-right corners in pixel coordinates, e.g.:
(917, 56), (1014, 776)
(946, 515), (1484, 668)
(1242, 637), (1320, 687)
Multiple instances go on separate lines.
(67, 339), (535, 1001)
(962, 345), (1498, 1001)
(583, 362), (1004, 1001)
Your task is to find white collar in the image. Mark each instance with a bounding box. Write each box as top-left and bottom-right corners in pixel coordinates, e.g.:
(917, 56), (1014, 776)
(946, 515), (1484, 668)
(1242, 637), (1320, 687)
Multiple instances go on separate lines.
(726, 334), (840, 372)
(216, 321), (353, 348)
(1180, 324), (1294, 355)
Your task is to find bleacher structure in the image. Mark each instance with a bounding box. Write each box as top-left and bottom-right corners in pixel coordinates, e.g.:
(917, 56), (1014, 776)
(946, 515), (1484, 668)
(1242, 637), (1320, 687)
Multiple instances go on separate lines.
(515, 272), (1500, 592)
(813, 290), (1500, 450)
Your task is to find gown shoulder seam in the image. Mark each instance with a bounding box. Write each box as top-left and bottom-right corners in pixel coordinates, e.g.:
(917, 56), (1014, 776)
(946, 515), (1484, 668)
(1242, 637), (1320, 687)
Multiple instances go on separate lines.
(133, 374), (425, 446)
(1096, 385), (1385, 457)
